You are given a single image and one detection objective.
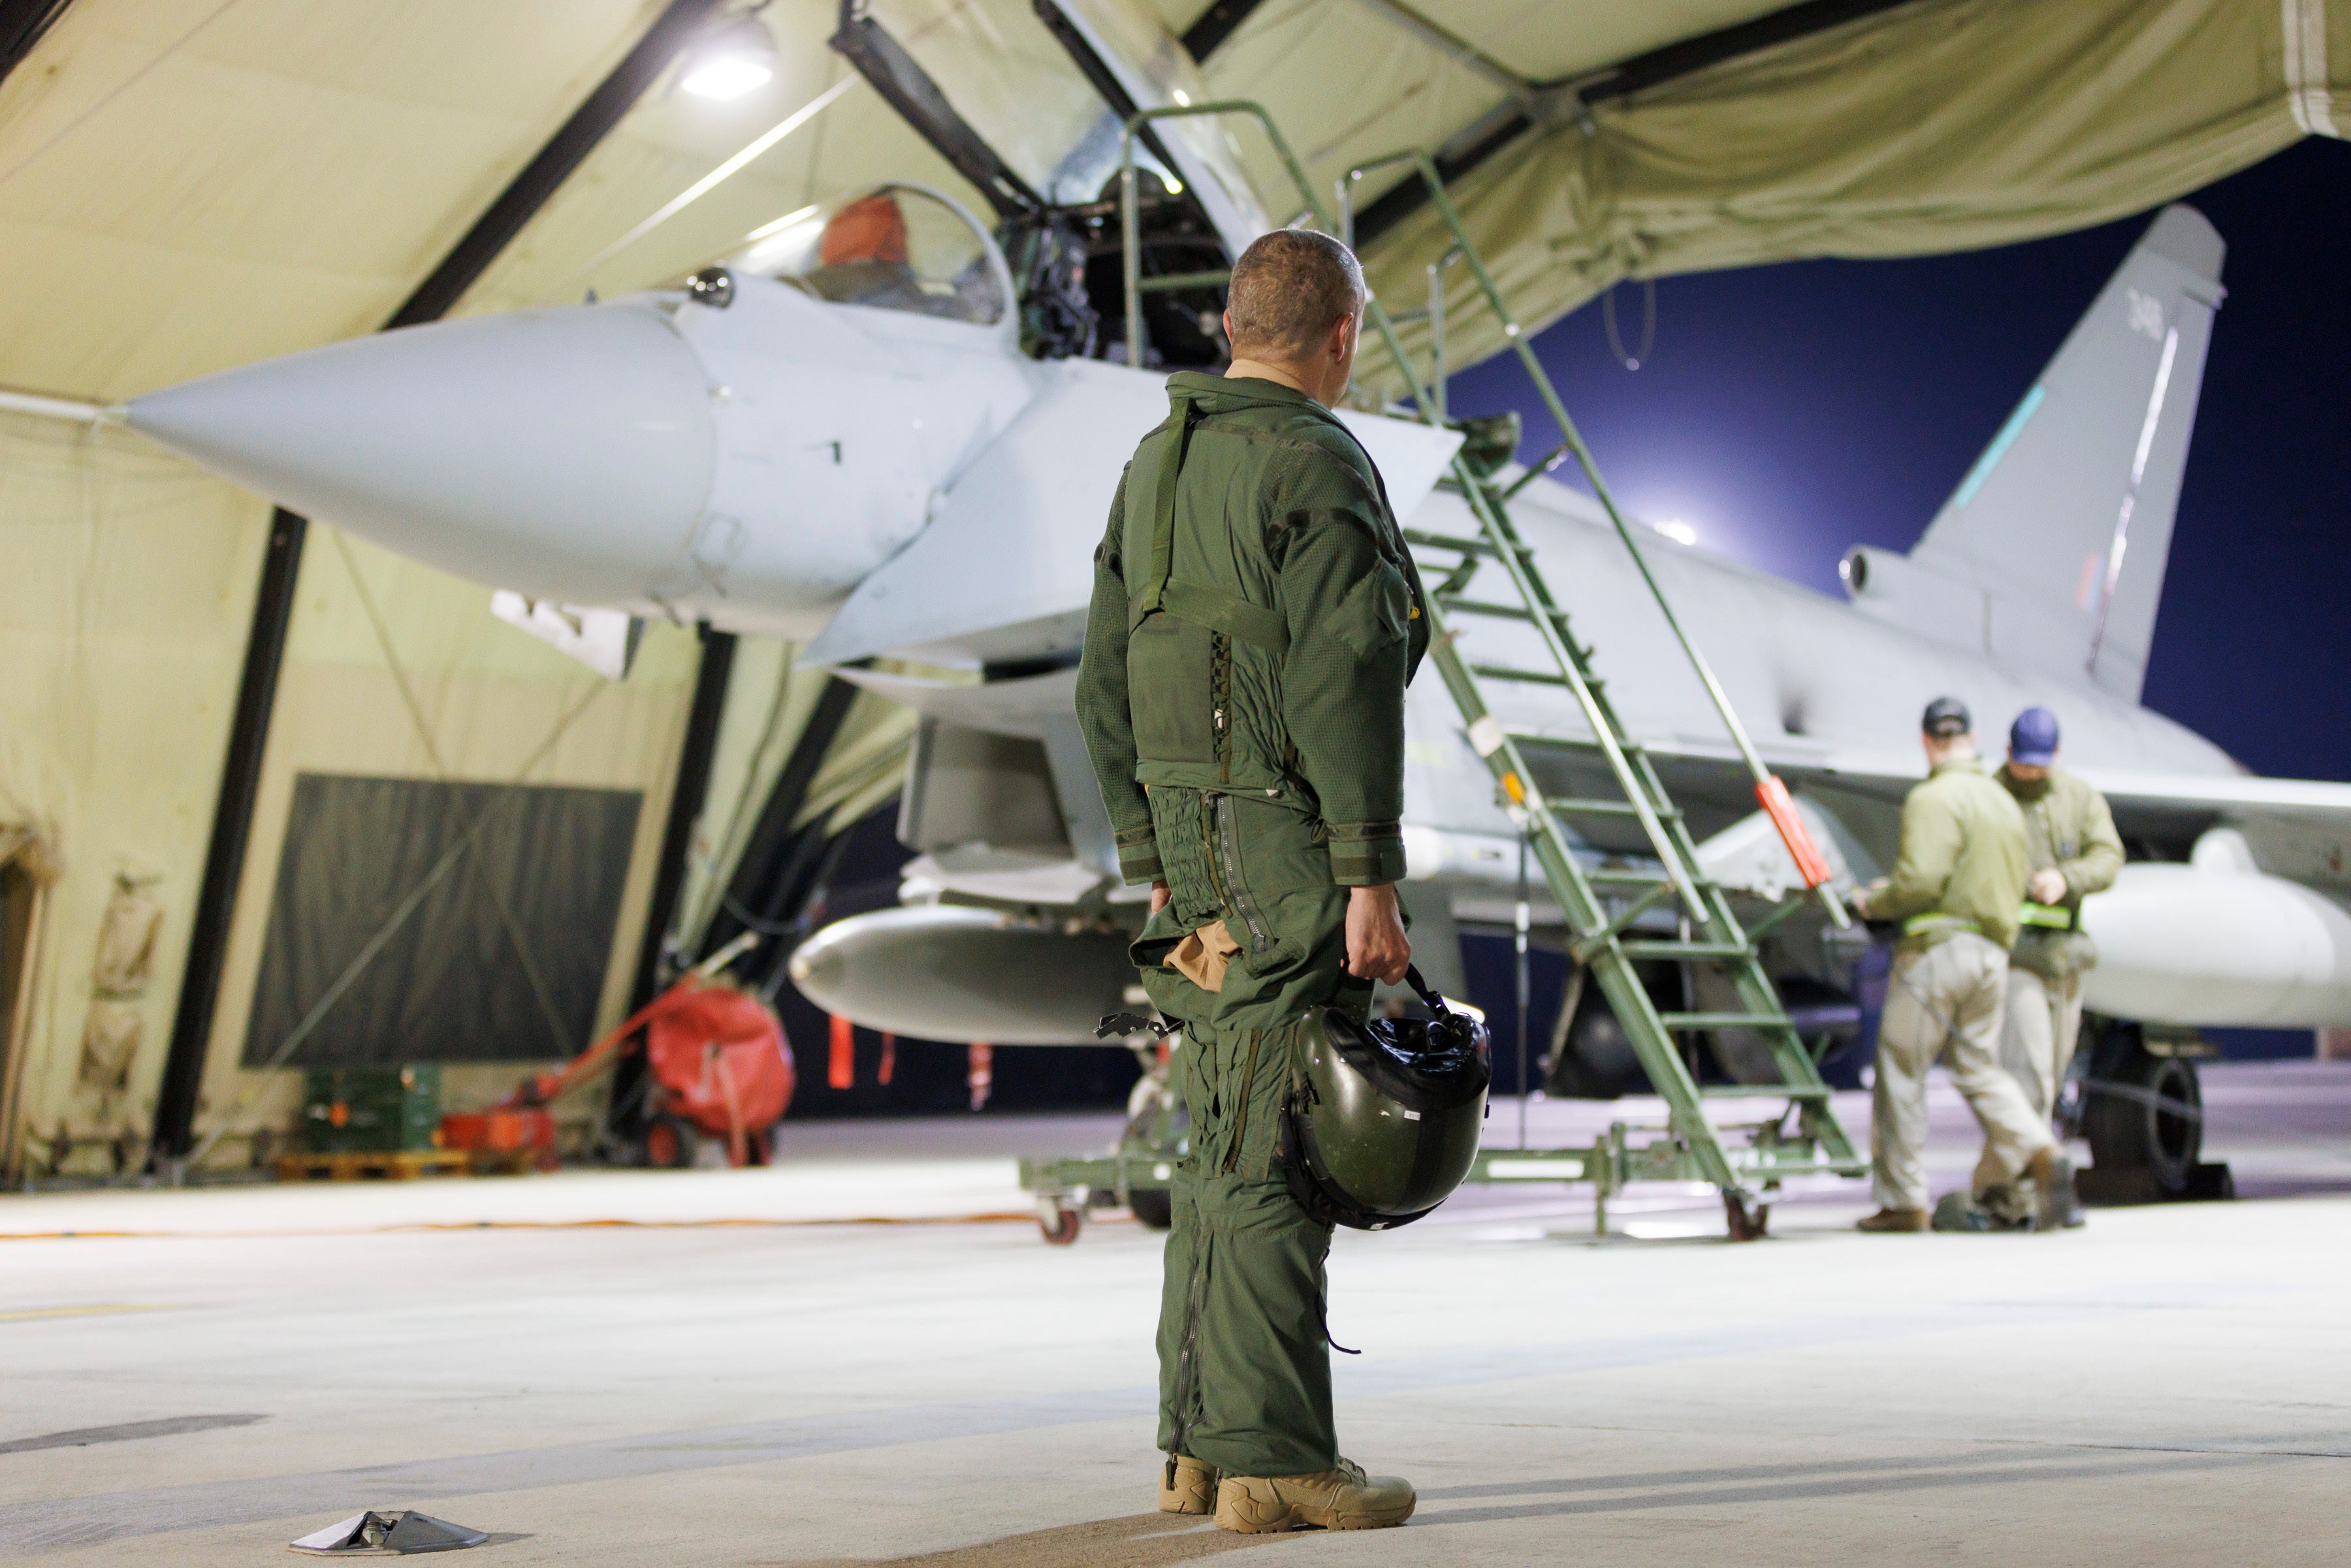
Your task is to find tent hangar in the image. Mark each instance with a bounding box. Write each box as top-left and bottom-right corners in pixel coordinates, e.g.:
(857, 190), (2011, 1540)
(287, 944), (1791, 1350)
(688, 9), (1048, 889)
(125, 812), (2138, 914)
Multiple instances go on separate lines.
(0, 0), (2340, 1176)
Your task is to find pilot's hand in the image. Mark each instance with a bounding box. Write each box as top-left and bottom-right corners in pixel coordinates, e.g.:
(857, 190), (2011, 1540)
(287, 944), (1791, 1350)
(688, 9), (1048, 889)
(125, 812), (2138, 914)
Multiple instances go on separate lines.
(1847, 886), (1870, 920)
(1149, 880), (1171, 916)
(2028, 869), (2068, 905)
(1345, 884), (1411, 986)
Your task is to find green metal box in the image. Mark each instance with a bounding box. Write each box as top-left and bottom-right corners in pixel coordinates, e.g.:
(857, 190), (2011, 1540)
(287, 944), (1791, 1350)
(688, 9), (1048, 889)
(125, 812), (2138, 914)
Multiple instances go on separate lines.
(298, 1063), (443, 1153)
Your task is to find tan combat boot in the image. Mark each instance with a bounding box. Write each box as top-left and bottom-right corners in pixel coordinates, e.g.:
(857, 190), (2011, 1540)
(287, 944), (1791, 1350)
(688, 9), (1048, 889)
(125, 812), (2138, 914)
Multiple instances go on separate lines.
(1159, 1454), (1219, 1515)
(1213, 1458), (1415, 1532)
(1855, 1207), (1928, 1232)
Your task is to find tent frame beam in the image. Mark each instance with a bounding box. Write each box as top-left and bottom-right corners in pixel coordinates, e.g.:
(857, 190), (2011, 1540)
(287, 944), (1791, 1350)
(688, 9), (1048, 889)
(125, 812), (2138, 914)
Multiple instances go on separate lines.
(0, 0), (73, 94)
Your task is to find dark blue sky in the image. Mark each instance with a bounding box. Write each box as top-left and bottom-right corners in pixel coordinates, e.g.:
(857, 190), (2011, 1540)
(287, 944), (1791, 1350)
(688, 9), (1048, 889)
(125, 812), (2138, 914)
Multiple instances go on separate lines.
(1445, 136), (2351, 784)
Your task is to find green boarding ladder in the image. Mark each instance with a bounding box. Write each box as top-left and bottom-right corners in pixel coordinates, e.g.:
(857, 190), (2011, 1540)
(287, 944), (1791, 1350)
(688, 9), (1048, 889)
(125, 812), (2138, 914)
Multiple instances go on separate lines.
(1117, 109), (1867, 1238)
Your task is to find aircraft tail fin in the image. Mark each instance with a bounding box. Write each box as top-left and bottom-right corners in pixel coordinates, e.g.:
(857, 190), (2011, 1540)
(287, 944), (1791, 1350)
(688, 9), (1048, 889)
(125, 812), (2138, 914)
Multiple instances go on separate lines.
(1870, 206), (2225, 703)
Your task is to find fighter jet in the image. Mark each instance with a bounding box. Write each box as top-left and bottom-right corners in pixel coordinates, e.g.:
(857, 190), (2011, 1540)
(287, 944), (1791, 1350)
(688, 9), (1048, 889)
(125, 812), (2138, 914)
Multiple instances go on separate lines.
(126, 1), (2351, 1125)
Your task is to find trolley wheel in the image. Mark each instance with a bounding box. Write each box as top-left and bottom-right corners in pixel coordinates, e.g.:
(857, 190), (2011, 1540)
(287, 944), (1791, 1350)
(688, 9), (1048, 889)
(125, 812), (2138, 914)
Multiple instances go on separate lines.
(1039, 1204), (1082, 1246)
(643, 1115), (699, 1170)
(1723, 1191), (1770, 1241)
(1127, 1188), (1174, 1230)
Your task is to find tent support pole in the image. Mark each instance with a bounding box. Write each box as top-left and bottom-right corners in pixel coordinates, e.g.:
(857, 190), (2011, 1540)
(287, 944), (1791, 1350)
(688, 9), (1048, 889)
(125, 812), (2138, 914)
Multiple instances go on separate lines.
(151, 507), (306, 1167)
(630, 626), (736, 1010)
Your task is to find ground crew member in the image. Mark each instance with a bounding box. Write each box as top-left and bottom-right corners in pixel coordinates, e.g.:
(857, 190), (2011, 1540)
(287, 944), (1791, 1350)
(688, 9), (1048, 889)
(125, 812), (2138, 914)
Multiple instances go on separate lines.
(1076, 229), (1424, 1533)
(1850, 697), (2083, 1232)
(1987, 706), (2124, 1123)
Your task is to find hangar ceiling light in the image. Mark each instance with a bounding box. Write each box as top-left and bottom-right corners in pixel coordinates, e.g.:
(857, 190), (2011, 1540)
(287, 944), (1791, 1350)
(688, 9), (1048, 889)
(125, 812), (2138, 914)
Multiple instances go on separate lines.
(680, 14), (779, 101)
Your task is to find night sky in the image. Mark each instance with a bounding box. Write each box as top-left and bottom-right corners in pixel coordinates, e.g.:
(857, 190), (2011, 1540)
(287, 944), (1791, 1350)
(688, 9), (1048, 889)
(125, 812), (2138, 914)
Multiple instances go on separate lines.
(1446, 136), (2351, 784)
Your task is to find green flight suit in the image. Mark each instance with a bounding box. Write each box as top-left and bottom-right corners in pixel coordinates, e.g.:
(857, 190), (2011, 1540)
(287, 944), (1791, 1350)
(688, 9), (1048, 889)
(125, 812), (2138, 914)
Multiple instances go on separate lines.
(1074, 370), (1427, 1479)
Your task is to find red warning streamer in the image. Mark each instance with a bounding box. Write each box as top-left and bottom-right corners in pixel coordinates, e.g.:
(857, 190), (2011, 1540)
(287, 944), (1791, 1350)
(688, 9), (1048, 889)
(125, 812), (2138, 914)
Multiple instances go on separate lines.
(828, 1014), (855, 1091)
(1756, 775), (1834, 889)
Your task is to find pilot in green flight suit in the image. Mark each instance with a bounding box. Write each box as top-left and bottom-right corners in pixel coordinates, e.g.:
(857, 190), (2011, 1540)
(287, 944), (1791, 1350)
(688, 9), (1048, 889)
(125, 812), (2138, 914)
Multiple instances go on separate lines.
(1075, 229), (1426, 1534)
(1976, 707), (2123, 1204)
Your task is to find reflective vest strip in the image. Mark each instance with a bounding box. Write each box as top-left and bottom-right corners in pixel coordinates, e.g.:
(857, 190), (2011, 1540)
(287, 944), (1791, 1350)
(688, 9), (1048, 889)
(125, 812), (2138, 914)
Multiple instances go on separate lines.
(1901, 913), (1982, 937)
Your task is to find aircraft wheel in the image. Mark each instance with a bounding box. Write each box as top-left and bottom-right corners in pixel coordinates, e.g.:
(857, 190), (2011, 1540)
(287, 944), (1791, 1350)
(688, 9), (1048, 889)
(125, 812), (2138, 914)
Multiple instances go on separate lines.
(1128, 1188), (1174, 1230)
(2085, 1041), (2201, 1197)
(643, 1115), (699, 1170)
(1039, 1204), (1082, 1246)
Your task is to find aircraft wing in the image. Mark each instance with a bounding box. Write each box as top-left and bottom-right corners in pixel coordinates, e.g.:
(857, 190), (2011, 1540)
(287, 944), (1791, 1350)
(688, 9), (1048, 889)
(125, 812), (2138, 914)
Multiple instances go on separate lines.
(1518, 731), (2351, 893)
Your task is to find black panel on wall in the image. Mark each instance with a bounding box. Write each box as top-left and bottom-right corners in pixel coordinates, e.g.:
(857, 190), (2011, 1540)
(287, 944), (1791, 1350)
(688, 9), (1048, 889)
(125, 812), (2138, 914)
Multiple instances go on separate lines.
(244, 775), (642, 1067)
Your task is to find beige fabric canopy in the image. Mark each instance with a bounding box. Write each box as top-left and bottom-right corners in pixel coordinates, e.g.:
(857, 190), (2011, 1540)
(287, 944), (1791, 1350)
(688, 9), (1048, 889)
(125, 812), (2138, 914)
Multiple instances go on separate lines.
(0, 0), (2339, 1175)
(1, 1), (2339, 402)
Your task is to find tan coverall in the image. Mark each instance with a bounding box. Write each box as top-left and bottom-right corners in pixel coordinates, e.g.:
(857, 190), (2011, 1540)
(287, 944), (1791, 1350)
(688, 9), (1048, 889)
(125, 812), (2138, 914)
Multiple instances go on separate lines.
(1989, 765), (2124, 1122)
(1866, 760), (2056, 1214)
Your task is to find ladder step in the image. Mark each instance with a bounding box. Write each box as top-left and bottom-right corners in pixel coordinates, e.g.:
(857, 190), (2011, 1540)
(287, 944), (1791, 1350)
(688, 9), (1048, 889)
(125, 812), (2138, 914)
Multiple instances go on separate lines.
(1405, 528), (1521, 558)
(1439, 596), (1540, 622)
(1469, 664), (1571, 687)
(1588, 867), (1706, 887)
(1657, 1011), (1791, 1031)
(1549, 797), (1682, 820)
(1438, 596), (1580, 638)
(1616, 940), (1751, 960)
(1698, 1084), (1835, 1100)
(1507, 730), (1645, 757)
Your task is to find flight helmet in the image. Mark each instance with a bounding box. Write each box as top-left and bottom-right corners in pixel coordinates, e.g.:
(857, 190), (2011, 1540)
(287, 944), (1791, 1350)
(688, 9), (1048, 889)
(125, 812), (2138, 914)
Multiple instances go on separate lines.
(1281, 967), (1491, 1231)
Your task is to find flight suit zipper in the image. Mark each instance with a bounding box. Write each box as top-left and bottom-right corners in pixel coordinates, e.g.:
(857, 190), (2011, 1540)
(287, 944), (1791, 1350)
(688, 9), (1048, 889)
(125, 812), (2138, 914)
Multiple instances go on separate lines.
(1211, 632), (1232, 785)
(1213, 795), (1273, 953)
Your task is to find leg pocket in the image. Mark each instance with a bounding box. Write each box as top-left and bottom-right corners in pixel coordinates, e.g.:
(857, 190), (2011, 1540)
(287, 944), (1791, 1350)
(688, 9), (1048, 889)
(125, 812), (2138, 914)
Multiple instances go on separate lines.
(1130, 615), (1217, 763)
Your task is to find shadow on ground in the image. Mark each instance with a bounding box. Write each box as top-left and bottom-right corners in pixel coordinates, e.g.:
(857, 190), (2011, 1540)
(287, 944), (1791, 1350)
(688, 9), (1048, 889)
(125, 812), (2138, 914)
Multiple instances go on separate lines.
(769, 1513), (1301, 1567)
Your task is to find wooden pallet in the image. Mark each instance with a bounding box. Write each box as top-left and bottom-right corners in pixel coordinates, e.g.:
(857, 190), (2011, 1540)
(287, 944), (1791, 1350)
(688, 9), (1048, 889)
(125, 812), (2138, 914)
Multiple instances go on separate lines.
(276, 1149), (472, 1182)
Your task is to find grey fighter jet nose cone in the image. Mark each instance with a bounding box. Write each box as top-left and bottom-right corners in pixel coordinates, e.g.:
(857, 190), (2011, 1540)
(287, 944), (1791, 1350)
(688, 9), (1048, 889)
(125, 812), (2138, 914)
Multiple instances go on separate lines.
(126, 303), (716, 607)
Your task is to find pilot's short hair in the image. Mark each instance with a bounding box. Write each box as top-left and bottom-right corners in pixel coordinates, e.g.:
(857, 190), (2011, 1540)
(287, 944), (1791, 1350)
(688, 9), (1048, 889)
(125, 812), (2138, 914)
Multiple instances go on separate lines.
(1225, 229), (1366, 359)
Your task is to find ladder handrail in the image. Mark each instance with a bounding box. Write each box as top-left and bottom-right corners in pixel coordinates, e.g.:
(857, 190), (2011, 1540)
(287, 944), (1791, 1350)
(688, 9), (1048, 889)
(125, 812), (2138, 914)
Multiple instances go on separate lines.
(1117, 106), (1847, 933)
(1340, 147), (1849, 934)
(1112, 101), (1865, 1206)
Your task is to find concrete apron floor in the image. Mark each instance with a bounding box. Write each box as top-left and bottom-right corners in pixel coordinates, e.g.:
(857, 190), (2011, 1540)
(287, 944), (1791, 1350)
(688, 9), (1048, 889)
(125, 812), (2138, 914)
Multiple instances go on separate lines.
(2, 1065), (2346, 1566)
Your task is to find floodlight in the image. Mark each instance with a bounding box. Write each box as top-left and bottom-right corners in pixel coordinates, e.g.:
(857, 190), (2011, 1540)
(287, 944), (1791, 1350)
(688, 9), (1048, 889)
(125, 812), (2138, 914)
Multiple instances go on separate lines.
(681, 16), (778, 101)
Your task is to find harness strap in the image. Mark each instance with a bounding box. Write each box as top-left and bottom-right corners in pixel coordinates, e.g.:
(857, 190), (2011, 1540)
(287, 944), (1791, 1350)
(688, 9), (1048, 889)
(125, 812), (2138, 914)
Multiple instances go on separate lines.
(1160, 578), (1290, 656)
(1134, 392), (1198, 620)
(1901, 912), (1983, 938)
(1128, 393), (1292, 656)
(2019, 901), (2077, 931)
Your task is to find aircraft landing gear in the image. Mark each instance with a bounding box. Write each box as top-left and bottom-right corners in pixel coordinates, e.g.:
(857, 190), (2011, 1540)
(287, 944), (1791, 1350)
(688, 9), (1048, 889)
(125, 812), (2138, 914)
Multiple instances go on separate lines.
(2075, 1019), (2232, 1204)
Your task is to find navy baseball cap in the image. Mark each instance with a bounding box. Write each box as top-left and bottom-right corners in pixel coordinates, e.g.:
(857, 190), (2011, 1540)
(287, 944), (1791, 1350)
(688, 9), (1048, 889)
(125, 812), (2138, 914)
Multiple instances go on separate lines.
(1921, 696), (1971, 738)
(2009, 707), (2060, 765)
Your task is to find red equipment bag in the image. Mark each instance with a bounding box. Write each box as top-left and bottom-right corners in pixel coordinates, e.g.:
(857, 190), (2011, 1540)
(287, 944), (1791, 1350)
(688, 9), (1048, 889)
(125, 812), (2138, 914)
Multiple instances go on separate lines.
(643, 982), (796, 1147)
